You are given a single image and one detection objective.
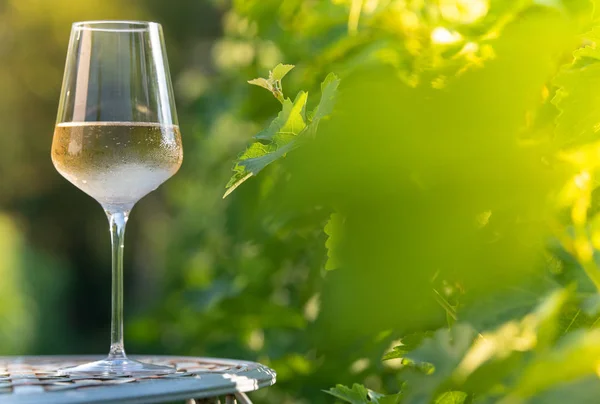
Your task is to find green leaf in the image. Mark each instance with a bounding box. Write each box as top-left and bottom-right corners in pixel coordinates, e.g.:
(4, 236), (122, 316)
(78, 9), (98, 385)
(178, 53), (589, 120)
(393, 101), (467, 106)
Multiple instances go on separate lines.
(401, 324), (477, 404)
(434, 391), (467, 404)
(324, 383), (401, 404)
(459, 277), (559, 332)
(383, 332), (435, 361)
(312, 72), (341, 121)
(247, 77), (272, 91)
(224, 142), (272, 194)
(404, 324), (476, 371)
(255, 91), (308, 144)
(224, 92), (308, 197)
(225, 71), (339, 197)
(533, 287), (573, 350)
(271, 63), (295, 81)
(237, 139), (300, 176)
(510, 328), (600, 398)
(308, 73), (341, 137)
(377, 394), (403, 404)
(528, 376), (600, 404)
(247, 63), (295, 102)
(324, 212), (344, 270)
(383, 346), (410, 361)
(581, 293), (600, 316)
(454, 288), (571, 385)
(554, 27), (600, 148)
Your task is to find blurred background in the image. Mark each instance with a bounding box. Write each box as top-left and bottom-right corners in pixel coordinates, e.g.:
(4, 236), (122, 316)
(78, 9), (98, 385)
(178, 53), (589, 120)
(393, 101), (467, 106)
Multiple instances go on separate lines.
(0, 0), (224, 354)
(0, 0), (595, 403)
(0, 1), (341, 402)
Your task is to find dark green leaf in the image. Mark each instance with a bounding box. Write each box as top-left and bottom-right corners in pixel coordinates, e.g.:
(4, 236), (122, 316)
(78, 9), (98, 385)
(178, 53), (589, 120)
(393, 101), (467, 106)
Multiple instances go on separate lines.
(454, 288), (571, 386)
(324, 212), (344, 271)
(528, 376), (600, 404)
(459, 278), (558, 332)
(553, 27), (600, 148)
(325, 384), (401, 404)
(401, 325), (476, 404)
(581, 293), (600, 316)
(312, 72), (341, 121)
(511, 328), (600, 398)
(383, 332), (435, 361)
(434, 391), (467, 404)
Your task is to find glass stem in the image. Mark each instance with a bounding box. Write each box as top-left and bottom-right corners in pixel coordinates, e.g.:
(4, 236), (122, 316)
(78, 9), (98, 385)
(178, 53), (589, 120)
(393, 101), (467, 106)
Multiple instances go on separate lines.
(106, 209), (130, 360)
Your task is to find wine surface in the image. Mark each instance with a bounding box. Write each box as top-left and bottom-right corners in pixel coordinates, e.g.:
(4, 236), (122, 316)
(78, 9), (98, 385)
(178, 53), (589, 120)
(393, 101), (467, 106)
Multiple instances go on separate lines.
(52, 122), (183, 207)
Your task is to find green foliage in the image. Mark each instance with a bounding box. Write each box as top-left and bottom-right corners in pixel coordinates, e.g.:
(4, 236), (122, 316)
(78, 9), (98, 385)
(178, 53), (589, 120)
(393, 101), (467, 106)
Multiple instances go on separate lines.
(434, 392), (467, 404)
(554, 27), (600, 148)
(325, 383), (401, 404)
(224, 64), (340, 197)
(213, 1), (600, 403)
(400, 325), (476, 404)
(528, 377), (600, 404)
(324, 212), (344, 271)
(383, 332), (435, 362)
(334, 289), (600, 403)
(510, 328), (600, 398)
(247, 63), (294, 102)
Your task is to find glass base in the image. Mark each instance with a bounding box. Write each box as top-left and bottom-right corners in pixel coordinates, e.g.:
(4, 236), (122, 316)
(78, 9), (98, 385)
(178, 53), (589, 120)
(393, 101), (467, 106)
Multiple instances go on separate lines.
(58, 357), (176, 377)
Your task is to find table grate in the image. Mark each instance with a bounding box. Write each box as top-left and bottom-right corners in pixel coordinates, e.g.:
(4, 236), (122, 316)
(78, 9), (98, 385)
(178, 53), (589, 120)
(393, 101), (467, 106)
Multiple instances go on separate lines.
(0, 356), (275, 404)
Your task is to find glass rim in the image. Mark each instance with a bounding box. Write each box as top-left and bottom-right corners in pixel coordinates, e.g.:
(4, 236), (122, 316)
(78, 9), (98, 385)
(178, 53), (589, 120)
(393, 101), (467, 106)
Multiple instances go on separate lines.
(72, 20), (159, 32)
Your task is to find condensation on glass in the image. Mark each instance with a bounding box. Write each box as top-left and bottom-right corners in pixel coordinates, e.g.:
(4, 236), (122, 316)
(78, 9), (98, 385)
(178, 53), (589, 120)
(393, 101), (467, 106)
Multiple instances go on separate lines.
(52, 20), (182, 377)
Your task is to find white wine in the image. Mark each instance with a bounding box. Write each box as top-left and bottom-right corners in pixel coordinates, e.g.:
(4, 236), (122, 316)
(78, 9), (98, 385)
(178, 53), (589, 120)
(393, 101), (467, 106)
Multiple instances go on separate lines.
(52, 122), (183, 207)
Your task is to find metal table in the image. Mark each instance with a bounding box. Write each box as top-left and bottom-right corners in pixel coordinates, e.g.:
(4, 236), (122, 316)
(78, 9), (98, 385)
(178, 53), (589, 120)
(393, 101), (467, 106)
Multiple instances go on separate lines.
(0, 356), (276, 403)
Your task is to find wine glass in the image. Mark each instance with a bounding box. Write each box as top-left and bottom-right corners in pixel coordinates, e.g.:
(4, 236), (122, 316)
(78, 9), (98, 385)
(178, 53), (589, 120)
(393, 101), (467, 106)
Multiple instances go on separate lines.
(51, 21), (183, 376)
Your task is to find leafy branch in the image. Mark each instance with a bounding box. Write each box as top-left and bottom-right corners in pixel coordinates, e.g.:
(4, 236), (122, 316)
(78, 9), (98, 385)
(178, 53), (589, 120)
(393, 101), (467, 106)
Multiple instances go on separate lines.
(224, 64), (340, 198)
(330, 288), (600, 404)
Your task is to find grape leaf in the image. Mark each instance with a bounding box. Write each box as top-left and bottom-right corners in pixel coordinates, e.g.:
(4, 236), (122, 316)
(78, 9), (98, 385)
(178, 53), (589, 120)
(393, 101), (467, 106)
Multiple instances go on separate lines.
(224, 92), (308, 196)
(452, 287), (571, 394)
(305, 72), (341, 138)
(553, 27), (600, 148)
(459, 277), (559, 332)
(581, 293), (600, 316)
(224, 69), (340, 198)
(383, 332), (435, 361)
(255, 91), (308, 143)
(400, 324), (477, 404)
(312, 72), (341, 122)
(325, 384), (369, 404)
(509, 328), (600, 399)
(528, 376), (600, 404)
(247, 77), (271, 91)
(325, 383), (401, 404)
(324, 212), (344, 270)
(248, 63), (295, 102)
(271, 63), (295, 81)
(434, 391), (467, 404)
